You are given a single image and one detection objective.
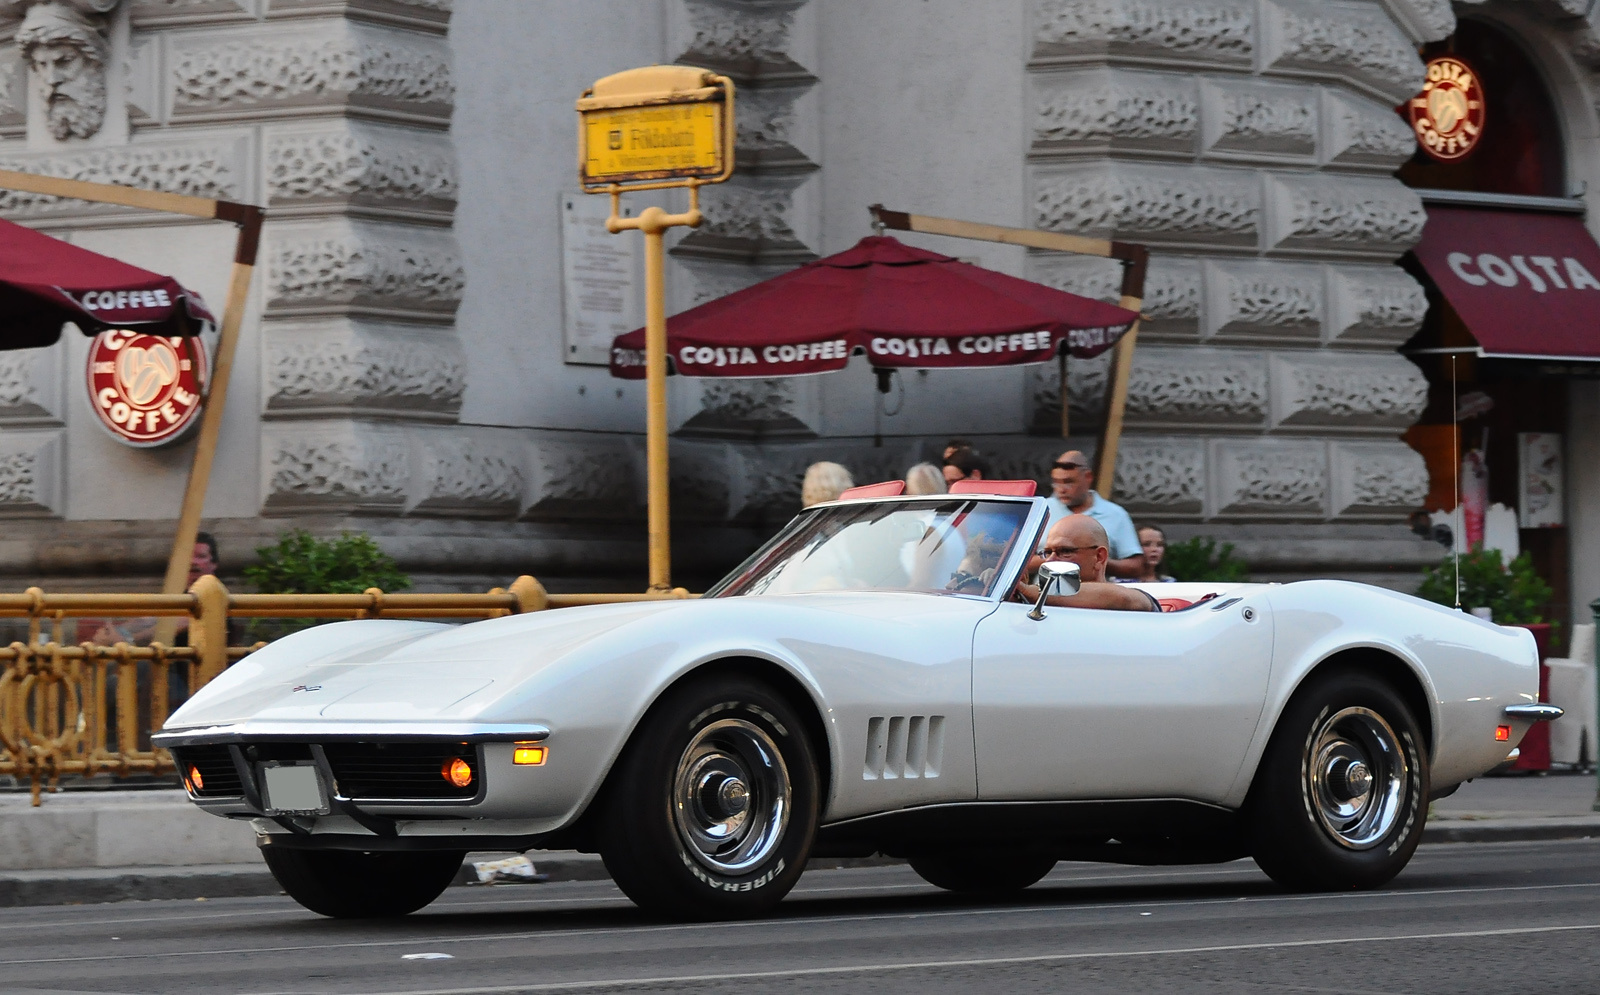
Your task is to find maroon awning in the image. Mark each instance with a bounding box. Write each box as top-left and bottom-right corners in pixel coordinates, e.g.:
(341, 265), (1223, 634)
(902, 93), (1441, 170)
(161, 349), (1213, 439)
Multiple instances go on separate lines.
(1410, 206), (1600, 361)
(0, 217), (214, 350)
(611, 235), (1138, 379)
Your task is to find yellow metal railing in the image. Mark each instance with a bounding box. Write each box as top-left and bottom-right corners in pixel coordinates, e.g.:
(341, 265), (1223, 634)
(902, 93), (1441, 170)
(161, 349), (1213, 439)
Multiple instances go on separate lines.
(0, 576), (692, 804)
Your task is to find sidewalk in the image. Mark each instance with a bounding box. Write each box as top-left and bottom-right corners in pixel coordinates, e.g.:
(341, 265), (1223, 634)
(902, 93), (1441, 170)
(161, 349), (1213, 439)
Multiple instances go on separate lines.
(2, 774), (1597, 907)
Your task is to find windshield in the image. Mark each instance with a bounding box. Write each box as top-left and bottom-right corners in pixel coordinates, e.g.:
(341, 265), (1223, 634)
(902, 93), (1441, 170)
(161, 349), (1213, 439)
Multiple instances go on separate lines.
(707, 499), (1035, 599)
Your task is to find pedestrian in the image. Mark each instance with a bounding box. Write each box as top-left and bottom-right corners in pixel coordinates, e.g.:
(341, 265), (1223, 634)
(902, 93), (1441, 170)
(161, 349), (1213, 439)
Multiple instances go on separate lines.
(942, 448), (989, 487)
(905, 462), (947, 495)
(1120, 524), (1176, 584)
(801, 461), (854, 508)
(942, 438), (972, 462)
(1044, 450), (1143, 579)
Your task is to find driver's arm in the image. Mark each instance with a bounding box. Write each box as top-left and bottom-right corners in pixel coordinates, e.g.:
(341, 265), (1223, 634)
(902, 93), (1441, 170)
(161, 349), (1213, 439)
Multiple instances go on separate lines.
(1012, 580), (1159, 612)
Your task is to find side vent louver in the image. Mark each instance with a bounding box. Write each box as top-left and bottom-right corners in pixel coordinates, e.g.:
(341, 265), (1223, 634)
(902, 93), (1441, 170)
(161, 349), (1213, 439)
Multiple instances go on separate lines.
(864, 714), (944, 780)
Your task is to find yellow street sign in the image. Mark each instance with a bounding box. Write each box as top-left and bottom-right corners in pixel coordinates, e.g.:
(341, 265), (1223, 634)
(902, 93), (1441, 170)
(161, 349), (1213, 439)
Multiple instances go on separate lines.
(582, 101), (724, 183)
(576, 65), (734, 192)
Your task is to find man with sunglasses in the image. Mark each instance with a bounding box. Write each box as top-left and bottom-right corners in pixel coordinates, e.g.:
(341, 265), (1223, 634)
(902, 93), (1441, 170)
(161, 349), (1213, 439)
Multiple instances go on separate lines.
(1013, 515), (1158, 612)
(1045, 449), (1143, 580)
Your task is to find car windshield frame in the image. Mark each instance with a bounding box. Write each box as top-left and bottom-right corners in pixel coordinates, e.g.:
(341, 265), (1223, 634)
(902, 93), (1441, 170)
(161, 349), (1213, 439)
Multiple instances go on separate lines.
(704, 495), (1048, 601)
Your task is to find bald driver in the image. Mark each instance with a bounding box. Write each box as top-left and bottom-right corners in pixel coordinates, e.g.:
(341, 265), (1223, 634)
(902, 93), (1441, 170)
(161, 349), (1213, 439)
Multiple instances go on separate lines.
(1013, 514), (1159, 612)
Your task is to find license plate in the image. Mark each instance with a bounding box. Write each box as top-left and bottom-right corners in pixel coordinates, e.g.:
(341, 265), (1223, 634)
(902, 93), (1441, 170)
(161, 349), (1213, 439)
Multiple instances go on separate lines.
(260, 763), (329, 815)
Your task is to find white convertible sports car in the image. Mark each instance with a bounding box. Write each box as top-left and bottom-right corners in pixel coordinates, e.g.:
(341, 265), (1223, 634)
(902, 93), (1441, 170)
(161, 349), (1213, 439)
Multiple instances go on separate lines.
(156, 486), (1558, 921)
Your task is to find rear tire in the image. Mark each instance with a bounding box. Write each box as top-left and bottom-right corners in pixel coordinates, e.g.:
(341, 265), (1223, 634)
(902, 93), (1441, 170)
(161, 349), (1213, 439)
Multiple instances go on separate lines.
(908, 851), (1057, 894)
(1247, 671), (1428, 892)
(261, 847), (464, 918)
(598, 675), (820, 920)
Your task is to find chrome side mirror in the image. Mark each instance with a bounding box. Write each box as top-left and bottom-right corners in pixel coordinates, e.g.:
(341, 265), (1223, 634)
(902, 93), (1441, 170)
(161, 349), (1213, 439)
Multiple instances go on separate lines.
(1027, 560), (1081, 621)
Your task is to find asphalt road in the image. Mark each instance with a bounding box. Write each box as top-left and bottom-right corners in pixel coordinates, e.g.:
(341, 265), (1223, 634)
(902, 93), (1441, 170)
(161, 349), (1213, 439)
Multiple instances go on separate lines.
(4, 840), (1600, 995)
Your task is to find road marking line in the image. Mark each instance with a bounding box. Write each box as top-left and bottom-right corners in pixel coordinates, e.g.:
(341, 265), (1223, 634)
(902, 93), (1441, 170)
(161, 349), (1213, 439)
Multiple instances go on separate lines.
(242, 921), (1600, 995)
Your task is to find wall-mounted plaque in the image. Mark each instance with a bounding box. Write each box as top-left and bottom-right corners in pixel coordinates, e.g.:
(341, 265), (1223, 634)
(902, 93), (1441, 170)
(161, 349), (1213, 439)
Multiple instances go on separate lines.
(561, 192), (639, 366)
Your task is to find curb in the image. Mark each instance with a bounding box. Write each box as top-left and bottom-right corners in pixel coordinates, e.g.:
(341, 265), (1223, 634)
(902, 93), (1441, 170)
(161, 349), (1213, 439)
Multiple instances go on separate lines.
(1422, 818), (1600, 844)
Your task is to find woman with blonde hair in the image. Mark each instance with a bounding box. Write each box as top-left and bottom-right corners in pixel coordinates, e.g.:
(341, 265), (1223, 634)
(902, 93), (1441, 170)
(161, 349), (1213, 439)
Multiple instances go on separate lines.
(904, 463), (947, 495)
(801, 461), (854, 508)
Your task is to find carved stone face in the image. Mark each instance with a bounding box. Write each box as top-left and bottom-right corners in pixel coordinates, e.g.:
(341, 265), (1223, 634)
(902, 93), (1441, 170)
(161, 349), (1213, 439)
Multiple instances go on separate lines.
(28, 37), (103, 139)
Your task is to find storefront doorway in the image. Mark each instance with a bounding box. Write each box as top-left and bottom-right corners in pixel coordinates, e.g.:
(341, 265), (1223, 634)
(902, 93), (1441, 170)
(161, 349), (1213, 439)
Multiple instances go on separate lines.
(1399, 17), (1597, 648)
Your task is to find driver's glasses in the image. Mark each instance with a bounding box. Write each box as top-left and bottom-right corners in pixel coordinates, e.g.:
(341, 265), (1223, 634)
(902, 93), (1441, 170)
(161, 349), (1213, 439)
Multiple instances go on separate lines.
(1038, 544), (1100, 559)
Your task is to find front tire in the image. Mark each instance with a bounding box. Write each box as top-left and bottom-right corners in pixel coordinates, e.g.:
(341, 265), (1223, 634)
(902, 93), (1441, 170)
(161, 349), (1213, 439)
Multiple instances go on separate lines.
(908, 851), (1057, 894)
(261, 847), (464, 918)
(1247, 671), (1428, 892)
(598, 675), (820, 920)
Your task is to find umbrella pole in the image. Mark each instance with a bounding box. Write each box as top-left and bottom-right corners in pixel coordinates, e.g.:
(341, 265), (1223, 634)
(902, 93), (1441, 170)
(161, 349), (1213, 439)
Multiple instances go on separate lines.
(1094, 247), (1148, 500)
(158, 207), (263, 611)
(608, 188), (705, 592)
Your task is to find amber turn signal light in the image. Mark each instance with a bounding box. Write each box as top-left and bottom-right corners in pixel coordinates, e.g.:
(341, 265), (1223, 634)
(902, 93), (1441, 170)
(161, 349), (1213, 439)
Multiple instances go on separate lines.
(187, 765), (204, 791)
(1495, 725), (1512, 742)
(513, 744), (547, 766)
(442, 757), (474, 788)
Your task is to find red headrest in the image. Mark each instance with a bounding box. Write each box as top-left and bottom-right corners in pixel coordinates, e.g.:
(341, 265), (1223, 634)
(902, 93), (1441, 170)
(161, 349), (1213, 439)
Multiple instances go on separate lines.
(838, 480), (907, 500)
(948, 479), (1038, 497)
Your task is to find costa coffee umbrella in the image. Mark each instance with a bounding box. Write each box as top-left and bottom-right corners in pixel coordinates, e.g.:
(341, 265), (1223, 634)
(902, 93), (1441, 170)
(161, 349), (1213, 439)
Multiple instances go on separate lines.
(609, 235), (1138, 380)
(0, 216), (214, 349)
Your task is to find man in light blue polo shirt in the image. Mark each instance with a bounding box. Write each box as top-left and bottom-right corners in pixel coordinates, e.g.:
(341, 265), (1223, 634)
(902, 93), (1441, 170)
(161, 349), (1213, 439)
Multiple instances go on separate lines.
(1043, 449), (1143, 580)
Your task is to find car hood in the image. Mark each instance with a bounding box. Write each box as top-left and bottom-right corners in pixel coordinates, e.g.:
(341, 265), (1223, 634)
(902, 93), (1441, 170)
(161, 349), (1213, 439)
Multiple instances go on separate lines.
(165, 592), (994, 732)
(165, 599), (692, 729)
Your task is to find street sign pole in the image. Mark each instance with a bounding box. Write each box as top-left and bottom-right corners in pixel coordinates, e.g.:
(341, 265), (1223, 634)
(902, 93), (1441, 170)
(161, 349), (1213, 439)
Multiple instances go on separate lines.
(578, 66), (734, 592)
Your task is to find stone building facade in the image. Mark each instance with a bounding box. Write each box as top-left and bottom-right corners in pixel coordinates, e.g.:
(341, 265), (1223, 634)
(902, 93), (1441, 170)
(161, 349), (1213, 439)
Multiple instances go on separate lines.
(0, 0), (1594, 620)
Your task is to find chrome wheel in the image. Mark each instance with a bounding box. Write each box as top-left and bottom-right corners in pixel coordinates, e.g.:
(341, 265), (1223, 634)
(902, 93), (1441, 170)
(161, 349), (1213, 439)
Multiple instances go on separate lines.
(1305, 706), (1410, 850)
(672, 717), (791, 874)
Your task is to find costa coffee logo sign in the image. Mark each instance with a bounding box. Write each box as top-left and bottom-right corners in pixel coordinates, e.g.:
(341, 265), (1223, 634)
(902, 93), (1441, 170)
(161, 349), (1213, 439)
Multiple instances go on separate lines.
(1408, 56), (1485, 162)
(85, 330), (207, 448)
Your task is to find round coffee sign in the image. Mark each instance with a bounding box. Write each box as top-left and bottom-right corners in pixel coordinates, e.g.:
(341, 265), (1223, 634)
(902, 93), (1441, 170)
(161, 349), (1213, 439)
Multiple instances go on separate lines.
(85, 329), (207, 447)
(1408, 56), (1485, 162)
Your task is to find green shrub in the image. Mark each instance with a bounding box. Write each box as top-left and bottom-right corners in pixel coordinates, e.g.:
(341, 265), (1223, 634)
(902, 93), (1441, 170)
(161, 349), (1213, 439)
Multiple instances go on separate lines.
(243, 530), (410, 595)
(1416, 546), (1552, 625)
(1164, 536), (1250, 583)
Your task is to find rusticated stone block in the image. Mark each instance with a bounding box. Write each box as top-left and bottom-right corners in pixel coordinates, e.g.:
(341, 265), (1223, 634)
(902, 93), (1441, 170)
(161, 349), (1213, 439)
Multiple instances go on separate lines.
(670, 0), (816, 84)
(672, 375), (821, 438)
(407, 428), (524, 517)
(265, 219), (464, 318)
(1383, 0), (1455, 44)
(1200, 78), (1317, 159)
(261, 422), (409, 514)
(1112, 436), (1206, 515)
(0, 349), (63, 424)
(1330, 441), (1428, 517)
(0, 430), (63, 518)
(167, 21), (453, 124)
(1029, 253), (1202, 340)
(524, 434), (643, 522)
(0, 45), (26, 132)
(1269, 352), (1428, 429)
(263, 318), (465, 419)
(1034, 162), (1259, 248)
(0, 137), (247, 218)
(1212, 438), (1328, 517)
(672, 173), (817, 265)
(1325, 265), (1427, 347)
(265, 121), (457, 215)
(1031, 0), (1255, 66)
(1202, 260), (1322, 342)
(1263, 173), (1425, 257)
(1031, 68), (1199, 156)
(1260, 0), (1423, 102)
(1127, 346), (1268, 426)
(1321, 88), (1416, 169)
